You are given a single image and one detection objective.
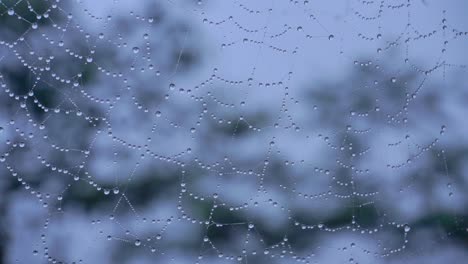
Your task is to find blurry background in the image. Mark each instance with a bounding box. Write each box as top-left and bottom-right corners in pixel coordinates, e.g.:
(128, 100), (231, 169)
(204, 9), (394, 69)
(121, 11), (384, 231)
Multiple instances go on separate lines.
(0, 0), (467, 263)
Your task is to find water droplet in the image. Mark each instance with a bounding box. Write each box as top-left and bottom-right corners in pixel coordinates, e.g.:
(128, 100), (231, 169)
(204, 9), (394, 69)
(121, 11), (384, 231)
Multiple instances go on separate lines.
(134, 239), (141, 246)
(328, 34), (335, 40)
(404, 224), (411, 232)
(31, 23), (38, 29)
(7, 9), (14, 16)
(132, 47), (140, 54)
(391, 77), (397, 83)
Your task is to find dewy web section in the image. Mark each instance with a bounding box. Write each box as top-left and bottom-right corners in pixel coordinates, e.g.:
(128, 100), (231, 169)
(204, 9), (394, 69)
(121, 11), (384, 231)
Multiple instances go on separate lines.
(0, 0), (467, 263)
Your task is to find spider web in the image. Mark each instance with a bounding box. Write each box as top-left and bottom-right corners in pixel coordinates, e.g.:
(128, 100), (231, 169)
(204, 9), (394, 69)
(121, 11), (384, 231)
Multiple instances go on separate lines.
(0, 0), (467, 263)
